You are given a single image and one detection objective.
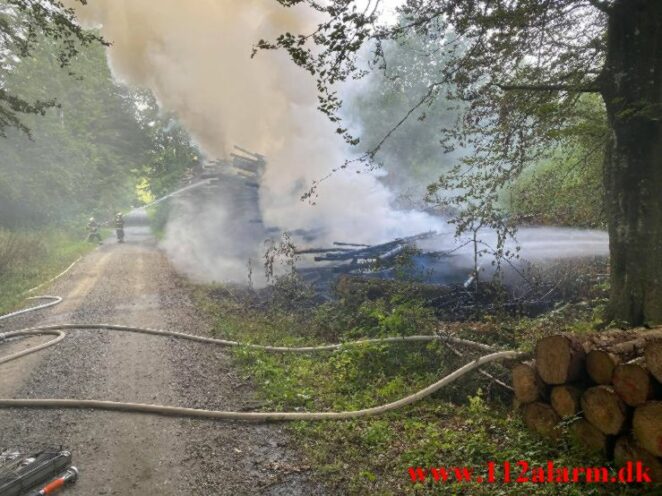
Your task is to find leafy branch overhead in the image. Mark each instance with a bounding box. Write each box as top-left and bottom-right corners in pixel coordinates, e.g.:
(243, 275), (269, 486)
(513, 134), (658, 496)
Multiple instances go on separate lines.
(0, 0), (106, 136)
(258, 0), (608, 228)
(263, 0), (662, 326)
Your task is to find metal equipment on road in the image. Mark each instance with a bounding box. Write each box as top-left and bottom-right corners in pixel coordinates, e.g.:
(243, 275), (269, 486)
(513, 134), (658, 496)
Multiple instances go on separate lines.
(0, 449), (78, 496)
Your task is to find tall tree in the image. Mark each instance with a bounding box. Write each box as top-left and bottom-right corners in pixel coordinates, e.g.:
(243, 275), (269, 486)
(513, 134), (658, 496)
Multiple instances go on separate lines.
(261, 0), (662, 326)
(0, 35), (150, 227)
(130, 90), (201, 200)
(0, 0), (103, 136)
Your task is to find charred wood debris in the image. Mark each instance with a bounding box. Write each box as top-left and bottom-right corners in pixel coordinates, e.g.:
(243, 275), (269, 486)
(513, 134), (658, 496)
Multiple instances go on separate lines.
(186, 148), (606, 321)
(293, 232), (608, 321)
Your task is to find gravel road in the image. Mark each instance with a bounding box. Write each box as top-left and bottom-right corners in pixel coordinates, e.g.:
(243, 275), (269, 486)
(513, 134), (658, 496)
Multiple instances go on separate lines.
(0, 220), (324, 495)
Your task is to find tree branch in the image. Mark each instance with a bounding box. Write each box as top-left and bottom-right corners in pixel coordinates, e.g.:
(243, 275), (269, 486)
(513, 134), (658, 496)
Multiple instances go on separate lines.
(586, 0), (612, 14)
(496, 82), (601, 93)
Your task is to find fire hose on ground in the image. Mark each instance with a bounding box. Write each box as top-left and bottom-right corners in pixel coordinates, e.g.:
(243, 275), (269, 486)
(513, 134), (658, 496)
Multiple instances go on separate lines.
(0, 260), (524, 422)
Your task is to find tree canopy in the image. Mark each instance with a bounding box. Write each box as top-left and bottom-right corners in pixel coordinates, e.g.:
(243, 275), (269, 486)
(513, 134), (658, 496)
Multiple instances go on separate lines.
(0, 33), (200, 228)
(262, 0), (662, 326)
(0, 0), (104, 136)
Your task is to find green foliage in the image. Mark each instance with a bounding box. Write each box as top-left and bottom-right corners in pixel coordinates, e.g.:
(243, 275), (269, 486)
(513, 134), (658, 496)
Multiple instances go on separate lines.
(0, 0), (106, 136)
(0, 226), (91, 314)
(129, 90), (201, 199)
(506, 95), (608, 228)
(0, 34), (199, 229)
(196, 283), (649, 495)
(0, 36), (147, 227)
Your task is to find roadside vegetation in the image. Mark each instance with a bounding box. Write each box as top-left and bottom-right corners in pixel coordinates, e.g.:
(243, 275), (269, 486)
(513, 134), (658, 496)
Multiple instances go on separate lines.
(193, 269), (650, 496)
(0, 228), (92, 314)
(0, 31), (198, 304)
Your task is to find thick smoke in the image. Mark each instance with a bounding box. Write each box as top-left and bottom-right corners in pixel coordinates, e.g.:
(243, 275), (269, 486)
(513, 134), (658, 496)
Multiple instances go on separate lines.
(68, 0), (444, 282)
(69, 0), (608, 284)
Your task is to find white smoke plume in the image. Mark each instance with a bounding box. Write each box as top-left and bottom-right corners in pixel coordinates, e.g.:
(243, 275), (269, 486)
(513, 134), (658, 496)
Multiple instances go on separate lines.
(68, 0), (608, 285)
(68, 0), (444, 282)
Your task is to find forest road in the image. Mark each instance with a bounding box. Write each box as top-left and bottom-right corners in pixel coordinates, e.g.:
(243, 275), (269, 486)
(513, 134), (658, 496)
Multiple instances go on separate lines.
(0, 217), (323, 495)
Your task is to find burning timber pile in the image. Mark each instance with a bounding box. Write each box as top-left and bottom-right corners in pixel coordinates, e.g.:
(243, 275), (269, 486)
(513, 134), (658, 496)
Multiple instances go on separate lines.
(294, 231), (608, 319)
(513, 330), (662, 480)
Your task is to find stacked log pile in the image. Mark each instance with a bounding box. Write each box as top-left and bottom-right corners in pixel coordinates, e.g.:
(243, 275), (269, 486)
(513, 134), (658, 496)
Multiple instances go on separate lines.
(512, 329), (662, 481)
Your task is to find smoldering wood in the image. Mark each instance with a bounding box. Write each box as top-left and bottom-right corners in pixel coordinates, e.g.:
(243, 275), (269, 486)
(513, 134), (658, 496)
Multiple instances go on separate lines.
(333, 241), (370, 248)
(313, 231), (437, 262)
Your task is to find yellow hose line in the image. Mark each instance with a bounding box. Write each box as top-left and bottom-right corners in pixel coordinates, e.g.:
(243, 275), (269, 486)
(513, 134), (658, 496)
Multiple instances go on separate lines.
(0, 350), (520, 421)
(0, 295), (522, 421)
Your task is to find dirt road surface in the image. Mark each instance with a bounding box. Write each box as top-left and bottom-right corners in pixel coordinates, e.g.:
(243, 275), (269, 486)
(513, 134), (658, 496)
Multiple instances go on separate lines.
(0, 218), (324, 495)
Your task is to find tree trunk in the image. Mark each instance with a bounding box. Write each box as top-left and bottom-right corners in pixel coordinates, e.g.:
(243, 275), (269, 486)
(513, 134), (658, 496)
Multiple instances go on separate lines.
(535, 334), (585, 384)
(602, 0), (662, 326)
(585, 331), (662, 383)
(645, 338), (662, 382)
(522, 402), (561, 440)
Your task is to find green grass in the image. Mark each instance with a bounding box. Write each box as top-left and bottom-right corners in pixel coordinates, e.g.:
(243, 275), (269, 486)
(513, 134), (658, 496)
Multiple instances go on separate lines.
(194, 283), (655, 496)
(0, 228), (94, 315)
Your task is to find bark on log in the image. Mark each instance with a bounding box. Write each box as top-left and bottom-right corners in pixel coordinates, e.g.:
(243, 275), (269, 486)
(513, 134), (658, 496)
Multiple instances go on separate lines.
(613, 435), (662, 483)
(612, 360), (656, 407)
(632, 402), (662, 457)
(645, 338), (662, 383)
(512, 361), (545, 404)
(571, 419), (611, 456)
(523, 402), (561, 439)
(581, 386), (628, 435)
(550, 385), (583, 418)
(535, 334), (585, 385)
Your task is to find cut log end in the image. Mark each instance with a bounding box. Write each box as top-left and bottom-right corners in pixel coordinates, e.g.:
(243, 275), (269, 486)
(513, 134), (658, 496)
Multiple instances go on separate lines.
(512, 361), (545, 404)
(523, 402), (561, 439)
(632, 401), (662, 457)
(586, 350), (619, 385)
(550, 385), (582, 418)
(571, 419), (610, 455)
(613, 435), (662, 483)
(535, 334), (585, 385)
(645, 339), (662, 383)
(612, 362), (654, 407)
(581, 386), (628, 435)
